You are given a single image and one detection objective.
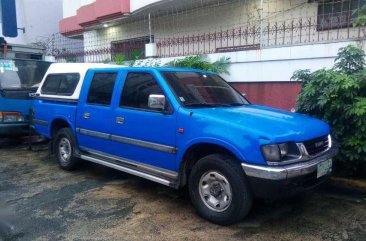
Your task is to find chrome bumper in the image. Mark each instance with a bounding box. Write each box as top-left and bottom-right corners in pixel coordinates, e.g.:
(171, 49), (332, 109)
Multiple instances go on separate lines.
(242, 146), (338, 180)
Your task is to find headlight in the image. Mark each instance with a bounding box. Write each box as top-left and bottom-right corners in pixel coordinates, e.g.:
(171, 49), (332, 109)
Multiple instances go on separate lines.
(278, 143), (289, 156)
(261, 142), (301, 163)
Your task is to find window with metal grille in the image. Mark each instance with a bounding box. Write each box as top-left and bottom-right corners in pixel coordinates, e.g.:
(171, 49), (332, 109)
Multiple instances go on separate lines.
(111, 36), (152, 61)
(317, 0), (365, 30)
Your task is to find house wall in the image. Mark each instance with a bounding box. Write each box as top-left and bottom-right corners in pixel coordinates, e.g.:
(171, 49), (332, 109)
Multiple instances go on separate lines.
(130, 0), (163, 12)
(63, 0), (96, 18)
(22, 0), (63, 44)
(132, 40), (366, 110)
(0, 0), (63, 45)
(81, 0), (363, 60)
(231, 82), (301, 110)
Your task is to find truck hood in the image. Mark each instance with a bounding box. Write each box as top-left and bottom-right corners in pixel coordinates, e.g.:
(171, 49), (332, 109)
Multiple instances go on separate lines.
(191, 104), (330, 143)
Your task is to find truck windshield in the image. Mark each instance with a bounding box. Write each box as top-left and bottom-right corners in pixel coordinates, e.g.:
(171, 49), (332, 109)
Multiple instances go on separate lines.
(0, 59), (51, 90)
(161, 71), (248, 107)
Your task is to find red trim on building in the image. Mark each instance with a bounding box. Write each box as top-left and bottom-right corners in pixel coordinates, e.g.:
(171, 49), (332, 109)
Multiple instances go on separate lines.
(95, 0), (130, 22)
(231, 82), (302, 111)
(77, 3), (98, 27)
(59, 0), (131, 36)
(59, 16), (83, 36)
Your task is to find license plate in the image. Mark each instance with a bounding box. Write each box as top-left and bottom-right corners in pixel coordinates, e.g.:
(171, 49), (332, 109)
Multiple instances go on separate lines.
(317, 159), (332, 178)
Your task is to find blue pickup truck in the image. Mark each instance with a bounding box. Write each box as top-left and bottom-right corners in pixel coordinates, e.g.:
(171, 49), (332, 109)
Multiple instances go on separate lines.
(34, 63), (337, 225)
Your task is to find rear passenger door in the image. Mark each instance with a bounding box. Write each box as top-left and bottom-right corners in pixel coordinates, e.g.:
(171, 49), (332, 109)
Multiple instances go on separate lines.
(110, 71), (177, 172)
(76, 71), (118, 154)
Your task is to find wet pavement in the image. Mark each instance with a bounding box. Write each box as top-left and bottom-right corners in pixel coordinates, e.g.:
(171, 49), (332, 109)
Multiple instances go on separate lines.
(0, 140), (365, 241)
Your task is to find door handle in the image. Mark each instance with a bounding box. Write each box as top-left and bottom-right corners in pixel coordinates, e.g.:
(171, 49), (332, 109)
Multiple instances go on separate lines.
(83, 112), (91, 119)
(116, 117), (124, 124)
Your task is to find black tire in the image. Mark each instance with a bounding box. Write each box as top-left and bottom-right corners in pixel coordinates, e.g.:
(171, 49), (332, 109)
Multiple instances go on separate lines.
(54, 128), (79, 171)
(189, 154), (253, 225)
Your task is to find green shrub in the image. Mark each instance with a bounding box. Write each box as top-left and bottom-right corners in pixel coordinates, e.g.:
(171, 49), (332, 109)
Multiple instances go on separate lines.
(114, 54), (126, 65)
(292, 45), (366, 177)
(166, 55), (231, 74)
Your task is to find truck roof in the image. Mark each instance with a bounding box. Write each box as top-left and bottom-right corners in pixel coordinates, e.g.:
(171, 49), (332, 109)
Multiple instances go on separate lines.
(36, 63), (121, 100)
(87, 66), (212, 73)
(45, 63), (121, 73)
(36, 63), (213, 101)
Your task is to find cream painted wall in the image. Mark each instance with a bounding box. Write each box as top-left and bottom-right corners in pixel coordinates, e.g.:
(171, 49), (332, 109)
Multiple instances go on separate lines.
(130, 0), (162, 12)
(62, 0), (96, 18)
(82, 0), (356, 58)
(62, 0), (161, 17)
(133, 40), (366, 83)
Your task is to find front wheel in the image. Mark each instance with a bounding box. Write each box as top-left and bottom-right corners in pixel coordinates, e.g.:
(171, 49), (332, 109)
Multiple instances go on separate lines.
(189, 154), (253, 225)
(54, 128), (79, 171)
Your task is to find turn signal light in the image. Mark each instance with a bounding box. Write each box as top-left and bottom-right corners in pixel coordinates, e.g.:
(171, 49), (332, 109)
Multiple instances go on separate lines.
(0, 112), (25, 123)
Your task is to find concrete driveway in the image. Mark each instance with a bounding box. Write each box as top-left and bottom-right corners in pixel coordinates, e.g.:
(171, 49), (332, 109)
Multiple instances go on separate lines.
(0, 142), (365, 241)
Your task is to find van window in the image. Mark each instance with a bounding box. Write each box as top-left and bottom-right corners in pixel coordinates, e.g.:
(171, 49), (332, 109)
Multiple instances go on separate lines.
(41, 73), (79, 95)
(87, 72), (118, 106)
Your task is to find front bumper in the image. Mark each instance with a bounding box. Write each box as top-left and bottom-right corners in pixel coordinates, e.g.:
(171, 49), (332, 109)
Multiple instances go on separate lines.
(242, 146), (338, 198)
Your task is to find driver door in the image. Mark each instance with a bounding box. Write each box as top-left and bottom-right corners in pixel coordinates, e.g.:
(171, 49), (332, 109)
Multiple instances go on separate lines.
(110, 71), (177, 172)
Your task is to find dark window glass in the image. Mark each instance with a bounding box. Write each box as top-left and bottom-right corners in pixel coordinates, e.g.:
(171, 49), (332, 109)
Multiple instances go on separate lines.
(162, 71), (248, 108)
(0, 59), (51, 90)
(317, 0), (366, 30)
(120, 72), (164, 110)
(87, 72), (117, 106)
(41, 73), (79, 95)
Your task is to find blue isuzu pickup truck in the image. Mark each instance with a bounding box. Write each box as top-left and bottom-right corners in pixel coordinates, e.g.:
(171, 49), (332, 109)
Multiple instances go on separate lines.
(33, 63), (337, 225)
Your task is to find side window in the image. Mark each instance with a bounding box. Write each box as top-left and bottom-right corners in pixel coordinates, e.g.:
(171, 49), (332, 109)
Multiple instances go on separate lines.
(87, 72), (118, 106)
(41, 73), (79, 95)
(120, 72), (164, 111)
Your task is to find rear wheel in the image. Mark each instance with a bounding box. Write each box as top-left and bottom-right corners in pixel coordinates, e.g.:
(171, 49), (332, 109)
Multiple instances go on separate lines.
(189, 154), (252, 225)
(54, 128), (79, 170)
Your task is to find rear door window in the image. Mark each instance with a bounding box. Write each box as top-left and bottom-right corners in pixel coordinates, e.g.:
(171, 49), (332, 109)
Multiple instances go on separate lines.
(41, 73), (79, 95)
(87, 72), (118, 106)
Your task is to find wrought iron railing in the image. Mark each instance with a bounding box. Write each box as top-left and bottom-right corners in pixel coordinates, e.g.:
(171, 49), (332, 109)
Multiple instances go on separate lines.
(41, 17), (366, 62)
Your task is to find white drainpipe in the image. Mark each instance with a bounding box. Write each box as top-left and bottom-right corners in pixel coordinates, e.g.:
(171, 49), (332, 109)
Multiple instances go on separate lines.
(259, 0), (264, 48)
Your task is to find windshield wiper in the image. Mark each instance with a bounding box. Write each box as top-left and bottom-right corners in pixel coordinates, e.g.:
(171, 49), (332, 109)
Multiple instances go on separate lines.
(184, 102), (245, 108)
(184, 103), (221, 107)
(226, 103), (245, 106)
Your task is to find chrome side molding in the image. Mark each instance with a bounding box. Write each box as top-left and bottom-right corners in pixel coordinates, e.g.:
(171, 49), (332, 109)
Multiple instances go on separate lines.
(76, 128), (177, 154)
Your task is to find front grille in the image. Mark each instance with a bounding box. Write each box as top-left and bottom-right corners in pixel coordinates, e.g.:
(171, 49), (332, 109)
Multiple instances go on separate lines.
(303, 135), (329, 156)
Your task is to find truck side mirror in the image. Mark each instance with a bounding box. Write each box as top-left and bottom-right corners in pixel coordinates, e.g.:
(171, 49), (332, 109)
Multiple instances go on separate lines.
(148, 94), (166, 111)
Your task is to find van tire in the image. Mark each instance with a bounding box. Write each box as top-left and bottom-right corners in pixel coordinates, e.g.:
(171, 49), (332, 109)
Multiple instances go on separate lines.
(54, 128), (79, 171)
(188, 154), (252, 225)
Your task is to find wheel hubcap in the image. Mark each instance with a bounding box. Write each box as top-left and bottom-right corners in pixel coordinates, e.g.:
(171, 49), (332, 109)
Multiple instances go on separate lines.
(59, 137), (71, 164)
(199, 171), (232, 212)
